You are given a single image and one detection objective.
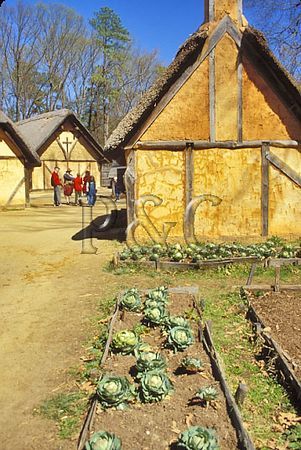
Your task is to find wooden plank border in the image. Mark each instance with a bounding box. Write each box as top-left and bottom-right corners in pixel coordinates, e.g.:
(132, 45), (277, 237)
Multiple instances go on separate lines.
(246, 302), (301, 405)
(261, 144), (269, 236)
(203, 323), (256, 450)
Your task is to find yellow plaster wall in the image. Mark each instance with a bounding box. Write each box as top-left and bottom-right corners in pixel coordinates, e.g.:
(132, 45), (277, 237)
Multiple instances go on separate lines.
(193, 148), (262, 238)
(215, 34), (238, 141)
(135, 150), (185, 242)
(0, 137), (25, 207)
(0, 137), (18, 157)
(214, 0), (239, 22)
(141, 58), (210, 141)
(242, 57), (301, 141)
(268, 147), (301, 236)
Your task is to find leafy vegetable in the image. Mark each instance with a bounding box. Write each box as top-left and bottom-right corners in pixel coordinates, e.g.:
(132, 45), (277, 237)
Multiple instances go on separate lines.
(194, 386), (218, 404)
(176, 426), (219, 449)
(111, 330), (139, 355)
(144, 304), (169, 327)
(85, 430), (122, 450)
(120, 288), (142, 312)
(119, 239), (300, 264)
(139, 369), (174, 403)
(180, 357), (204, 373)
(146, 286), (169, 303)
(97, 374), (136, 409)
(167, 325), (194, 352)
(136, 351), (167, 377)
(165, 315), (190, 330)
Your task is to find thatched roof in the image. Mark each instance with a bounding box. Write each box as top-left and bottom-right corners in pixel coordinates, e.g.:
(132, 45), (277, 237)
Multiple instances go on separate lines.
(16, 109), (106, 162)
(0, 111), (40, 166)
(104, 23), (301, 158)
(104, 24), (209, 158)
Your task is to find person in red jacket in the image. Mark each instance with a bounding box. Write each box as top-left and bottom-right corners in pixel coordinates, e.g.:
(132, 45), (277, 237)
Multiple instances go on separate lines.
(51, 166), (62, 206)
(74, 173), (83, 205)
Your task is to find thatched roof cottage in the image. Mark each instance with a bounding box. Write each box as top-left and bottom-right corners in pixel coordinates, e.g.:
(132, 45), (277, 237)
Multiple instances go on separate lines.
(105, 0), (301, 242)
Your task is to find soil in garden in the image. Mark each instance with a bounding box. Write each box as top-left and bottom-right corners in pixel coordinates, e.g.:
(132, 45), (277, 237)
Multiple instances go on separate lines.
(91, 293), (239, 450)
(249, 291), (301, 380)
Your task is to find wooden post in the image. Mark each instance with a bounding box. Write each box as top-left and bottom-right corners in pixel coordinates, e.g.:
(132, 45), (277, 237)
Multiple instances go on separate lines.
(124, 150), (136, 227)
(24, 167), (31, 207)
(261, 144), (269, 236)
(209, 50), (216, 142)
(274, 266), (281, 292)
(185, 142), (194, 240)
(237, 52), (243, 142)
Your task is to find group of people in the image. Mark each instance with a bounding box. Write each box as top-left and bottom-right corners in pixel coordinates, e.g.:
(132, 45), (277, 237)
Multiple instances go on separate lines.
(51, 167), (97, 207)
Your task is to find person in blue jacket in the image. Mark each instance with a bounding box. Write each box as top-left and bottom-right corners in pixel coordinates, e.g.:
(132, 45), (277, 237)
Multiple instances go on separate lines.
(87, 175), (97, 206)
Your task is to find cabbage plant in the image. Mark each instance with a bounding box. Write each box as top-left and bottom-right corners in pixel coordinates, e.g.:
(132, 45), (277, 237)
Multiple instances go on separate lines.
(97, 374), (136, 409)
(176, 426), (219, 449)
(120, 288), (142, 312)
(139, 369), (174, 403)
(167, 325), (194, 352)
(146, 286), (169, 303)
(85, 431), (122, 450)
(194, 386), (218, 404)
(165, 315), (190, 330)
(136, 351), (167, 377)
(111, 330), (139, 355)
(180, 357), (204, 373)
(144, 304), (169, 326)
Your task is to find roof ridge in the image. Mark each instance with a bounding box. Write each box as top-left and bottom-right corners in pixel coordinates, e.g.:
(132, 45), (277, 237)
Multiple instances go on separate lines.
(16, 109), (71, 124)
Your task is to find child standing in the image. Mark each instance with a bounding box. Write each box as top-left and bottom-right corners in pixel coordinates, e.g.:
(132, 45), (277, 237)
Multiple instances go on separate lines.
(74, 173), (83, 205)
(87, 175), (97, 206)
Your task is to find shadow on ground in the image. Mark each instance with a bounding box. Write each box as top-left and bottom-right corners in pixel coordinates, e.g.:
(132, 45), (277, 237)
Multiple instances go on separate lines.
(72, 208), (127, 243)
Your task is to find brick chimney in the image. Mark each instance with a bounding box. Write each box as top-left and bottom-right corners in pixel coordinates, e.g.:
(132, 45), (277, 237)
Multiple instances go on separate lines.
(204, 0), (243, 24)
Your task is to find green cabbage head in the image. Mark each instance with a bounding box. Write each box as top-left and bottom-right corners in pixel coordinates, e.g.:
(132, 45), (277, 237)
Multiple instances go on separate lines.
(97, 374), (136, 409)
(111, 330), (139, 355)
(120, 288), (142, 312)
(85, 430), (122, 450)
(144, 304), (168, 326)
(146, 286), (169, 303)
(181, 357), (204, 373)
(195, 386), (218, 403)
(176, 426), (219, 449)
(167, 325), (194, 352)
(140, 369), (174, 403)
(136, 351), (167, 377)
(166, 315), (190, 330)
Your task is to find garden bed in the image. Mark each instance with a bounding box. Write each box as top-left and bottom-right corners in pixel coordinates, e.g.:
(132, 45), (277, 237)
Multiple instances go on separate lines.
(246, 290), (301, 403)
(79, 287), (255, 450)
(114, 252), (261, 271)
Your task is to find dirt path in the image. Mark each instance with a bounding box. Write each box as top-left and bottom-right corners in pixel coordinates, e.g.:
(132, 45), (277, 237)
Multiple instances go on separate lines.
(0, 201), (121, 450)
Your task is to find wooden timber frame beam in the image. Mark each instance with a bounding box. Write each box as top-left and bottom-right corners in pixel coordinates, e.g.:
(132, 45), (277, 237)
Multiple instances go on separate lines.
(185, 143), (194, 240)
(135, 140), (300, 150)
(261, 144), (269, 237)
(266, 151), (301, 188)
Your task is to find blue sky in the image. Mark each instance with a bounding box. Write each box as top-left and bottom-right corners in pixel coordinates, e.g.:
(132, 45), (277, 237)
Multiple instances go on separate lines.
(3, 0), (206, 64)
(3, 1), (260, 65)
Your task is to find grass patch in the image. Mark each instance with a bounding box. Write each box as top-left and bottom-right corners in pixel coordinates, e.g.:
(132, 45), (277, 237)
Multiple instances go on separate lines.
(36, 391), (88, 439)
(203, 290), (297, 449)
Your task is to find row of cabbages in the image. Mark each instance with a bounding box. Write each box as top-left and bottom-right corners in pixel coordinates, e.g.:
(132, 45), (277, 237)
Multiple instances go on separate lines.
(85, 287), (219, 450)
(119, 237), (300, 263)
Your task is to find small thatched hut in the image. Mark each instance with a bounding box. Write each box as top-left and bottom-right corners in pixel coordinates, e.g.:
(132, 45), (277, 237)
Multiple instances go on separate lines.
(16, 110), (106, 191)
(105, 0), (301, 242)
(0, 111), (40, 209)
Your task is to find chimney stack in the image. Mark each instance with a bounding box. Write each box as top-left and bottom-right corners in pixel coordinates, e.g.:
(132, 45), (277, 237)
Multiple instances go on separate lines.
(204, 0), (242, 24)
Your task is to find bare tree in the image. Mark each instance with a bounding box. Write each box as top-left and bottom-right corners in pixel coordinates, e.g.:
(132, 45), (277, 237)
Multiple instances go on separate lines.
(245, 0), (301, 80)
